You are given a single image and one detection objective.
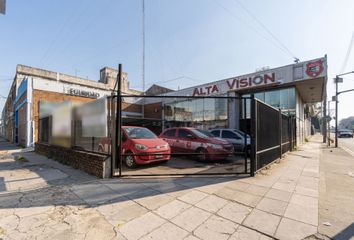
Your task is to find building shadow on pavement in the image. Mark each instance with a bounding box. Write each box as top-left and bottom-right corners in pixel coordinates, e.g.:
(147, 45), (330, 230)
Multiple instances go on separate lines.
(332, 222), (354, 240)
(0, 138), (245, 211)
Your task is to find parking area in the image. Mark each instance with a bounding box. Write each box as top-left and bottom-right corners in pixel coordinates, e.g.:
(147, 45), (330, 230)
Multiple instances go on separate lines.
(121, 154), (249, 176)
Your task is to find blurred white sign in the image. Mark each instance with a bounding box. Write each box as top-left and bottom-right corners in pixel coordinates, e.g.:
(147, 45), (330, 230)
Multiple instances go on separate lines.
(77, 98), (108, 137)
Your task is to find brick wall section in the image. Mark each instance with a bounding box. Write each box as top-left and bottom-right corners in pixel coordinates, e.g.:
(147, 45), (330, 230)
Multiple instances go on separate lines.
(35, 142), (110, 178)
(144, 102), (162, 119)
(33, 89), (96, 142)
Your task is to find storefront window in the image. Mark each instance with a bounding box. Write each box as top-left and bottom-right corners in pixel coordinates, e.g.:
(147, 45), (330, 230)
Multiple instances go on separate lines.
(288, 88), (296, 113)
(242, 87), (296, 115)
(265, 90), (280, 108)
(163, 96), (227, 130)
(280, 89), (289, 111)
(255, 92), (265, 102)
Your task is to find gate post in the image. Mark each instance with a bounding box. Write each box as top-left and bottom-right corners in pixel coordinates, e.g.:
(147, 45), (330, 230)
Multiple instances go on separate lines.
(116, 64), (123, 176)
(250, 95), (256, 176)
(111, 64), (123, 177)
(279, 109), (282, 159)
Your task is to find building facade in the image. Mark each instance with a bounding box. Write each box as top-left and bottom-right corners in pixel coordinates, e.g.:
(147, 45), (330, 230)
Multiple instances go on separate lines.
(151, 56), (327, 145)
(1, 64), (141, 147)
(2, 56), (327, 148)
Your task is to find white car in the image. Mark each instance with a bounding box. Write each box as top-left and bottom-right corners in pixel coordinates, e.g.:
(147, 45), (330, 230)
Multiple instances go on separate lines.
(338, 130), (353, 138)
(209, 129), (250, 153)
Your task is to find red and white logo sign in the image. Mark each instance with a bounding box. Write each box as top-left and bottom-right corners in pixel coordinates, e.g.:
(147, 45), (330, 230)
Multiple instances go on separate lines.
(305, 60), (324, 78)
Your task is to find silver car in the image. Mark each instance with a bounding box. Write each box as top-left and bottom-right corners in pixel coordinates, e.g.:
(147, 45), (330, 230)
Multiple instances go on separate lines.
(209, 129), (250, 153)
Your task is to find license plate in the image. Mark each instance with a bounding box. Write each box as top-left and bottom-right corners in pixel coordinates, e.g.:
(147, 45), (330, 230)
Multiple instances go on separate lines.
(155, 154), (163, 159)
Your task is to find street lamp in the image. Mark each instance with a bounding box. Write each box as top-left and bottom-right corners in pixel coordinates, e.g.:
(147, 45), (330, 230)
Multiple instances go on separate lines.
(334, 70), (354, 147)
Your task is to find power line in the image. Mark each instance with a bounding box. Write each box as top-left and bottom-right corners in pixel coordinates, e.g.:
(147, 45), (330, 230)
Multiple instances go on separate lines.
(212, 0), (297, 61)
(233, 0), (298, 61)
(340, 31), (354, 73)
(39, 0), (86, 65)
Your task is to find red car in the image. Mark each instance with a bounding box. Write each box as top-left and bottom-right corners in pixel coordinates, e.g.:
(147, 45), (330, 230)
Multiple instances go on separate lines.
(99, 126), (171, 168)
(159, 127), (233, 161)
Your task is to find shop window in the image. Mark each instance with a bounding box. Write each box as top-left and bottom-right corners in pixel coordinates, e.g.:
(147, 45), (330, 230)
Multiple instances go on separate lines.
(280, 88), (289, 111)
(255, 92), (265, 102)
(265, 90), (280, 108)
(288, 88), (296, 114)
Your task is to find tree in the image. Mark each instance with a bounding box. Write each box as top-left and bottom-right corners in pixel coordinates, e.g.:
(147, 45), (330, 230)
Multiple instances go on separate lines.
(339, 116), (354, 130)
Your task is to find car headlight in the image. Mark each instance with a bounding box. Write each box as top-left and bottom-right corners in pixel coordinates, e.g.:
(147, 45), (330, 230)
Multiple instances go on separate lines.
(135, 144), (148, 150)
(157, 144), (169, 149)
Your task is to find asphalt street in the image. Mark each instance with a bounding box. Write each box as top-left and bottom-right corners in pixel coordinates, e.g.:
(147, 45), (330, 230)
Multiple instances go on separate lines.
(339, 137), (354, 157)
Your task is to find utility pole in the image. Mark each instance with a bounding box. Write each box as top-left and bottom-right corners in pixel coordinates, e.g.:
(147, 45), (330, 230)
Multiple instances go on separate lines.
(334, 70), (354, 147)
(335, 76), (339, 147)
(141, 0), (145, 118)
(323, 97), (327, 143)
(327, 100), (332, 147)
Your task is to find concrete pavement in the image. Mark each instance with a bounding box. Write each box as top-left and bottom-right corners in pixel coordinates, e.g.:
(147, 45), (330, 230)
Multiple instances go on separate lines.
(318, 143), (354, 240)
(0, 136), (329, 240)
(338, 138), (354, 157)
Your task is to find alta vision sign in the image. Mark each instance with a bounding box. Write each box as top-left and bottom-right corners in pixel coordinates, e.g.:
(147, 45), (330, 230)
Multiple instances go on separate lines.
(193, 72), (276, 96)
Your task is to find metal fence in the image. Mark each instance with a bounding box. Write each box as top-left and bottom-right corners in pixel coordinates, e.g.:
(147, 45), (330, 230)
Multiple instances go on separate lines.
(37, 66), (298, 178)
(112, 94), (252, 177)
(250, 98), (296, 173)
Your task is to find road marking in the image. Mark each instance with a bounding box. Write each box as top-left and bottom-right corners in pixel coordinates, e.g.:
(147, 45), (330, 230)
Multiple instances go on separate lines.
(341, 145), (354, 157)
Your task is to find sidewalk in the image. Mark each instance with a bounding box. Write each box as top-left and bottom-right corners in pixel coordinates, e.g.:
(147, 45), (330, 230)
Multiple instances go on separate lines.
(0, 136), (323, 240)
(318, 143), (354, 239)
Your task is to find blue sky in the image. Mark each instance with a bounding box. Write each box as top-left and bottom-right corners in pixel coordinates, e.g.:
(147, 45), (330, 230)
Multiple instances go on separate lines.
(1, 0), (354, 121)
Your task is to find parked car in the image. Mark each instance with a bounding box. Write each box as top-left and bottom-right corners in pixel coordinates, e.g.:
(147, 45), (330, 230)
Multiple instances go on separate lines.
(159, 127), (233, 161)
(209, 129), (250, 153)
(98, 126), (171, 168)
(338, 130), (353, 138)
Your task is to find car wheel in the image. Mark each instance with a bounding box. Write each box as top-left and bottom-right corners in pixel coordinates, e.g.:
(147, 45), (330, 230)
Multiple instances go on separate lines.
(125, 153), (137, 168)
(196, 148), (208, 162)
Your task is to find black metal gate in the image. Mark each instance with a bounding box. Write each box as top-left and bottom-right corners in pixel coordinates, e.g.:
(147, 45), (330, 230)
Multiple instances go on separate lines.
(107, 65), (297, 177)
(109, 65), (253, 177)
(250, 97), (296, 174)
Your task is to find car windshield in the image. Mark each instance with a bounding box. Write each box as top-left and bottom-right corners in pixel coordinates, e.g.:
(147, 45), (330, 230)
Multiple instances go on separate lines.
(234, 130), (250, 138)
(124, 127), (157, 139)
(197, 129), (215, 137)
(190, 129), (212, 138)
